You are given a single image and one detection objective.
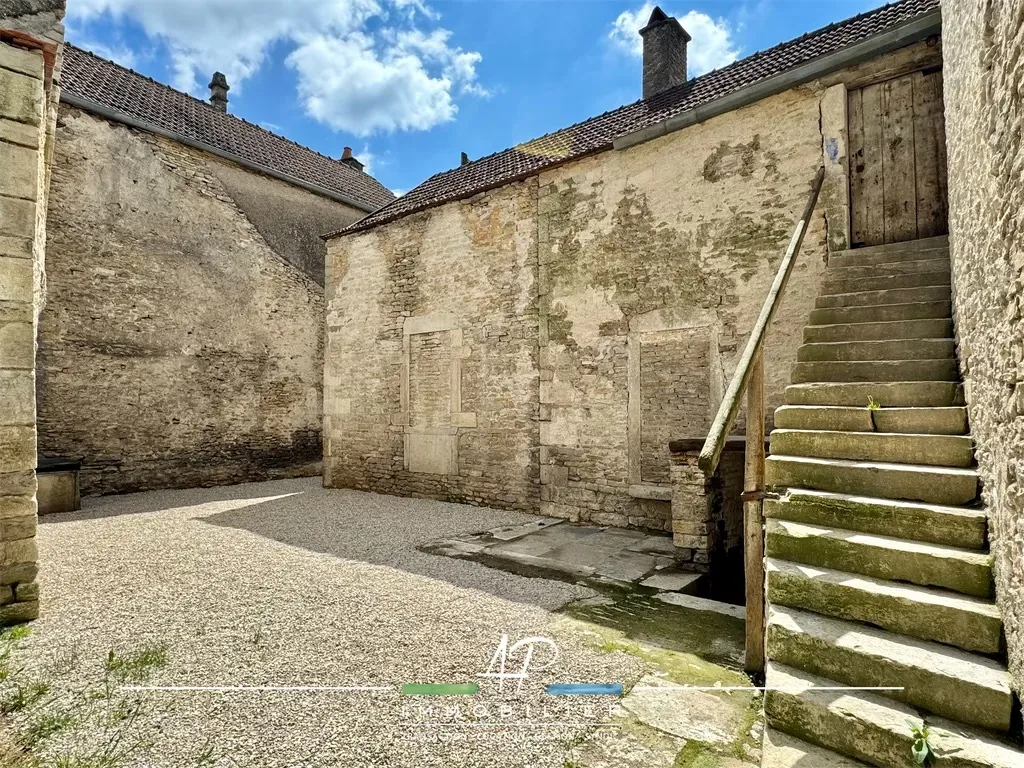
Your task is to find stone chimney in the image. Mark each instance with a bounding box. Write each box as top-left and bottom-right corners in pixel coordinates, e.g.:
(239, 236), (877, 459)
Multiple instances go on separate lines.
(209, 72), (229, 112)
(340, 146), (364, 172)
(461, 152), (470, 166)
(639, 6), (691, 100)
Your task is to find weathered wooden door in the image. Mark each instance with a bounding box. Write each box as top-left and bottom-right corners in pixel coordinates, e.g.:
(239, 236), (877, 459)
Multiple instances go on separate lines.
(848, 68), (948, 247)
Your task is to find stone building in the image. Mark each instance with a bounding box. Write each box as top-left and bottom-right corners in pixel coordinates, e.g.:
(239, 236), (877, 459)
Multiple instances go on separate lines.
(36, 45), (394, 494)
(323, 0), (945, 570)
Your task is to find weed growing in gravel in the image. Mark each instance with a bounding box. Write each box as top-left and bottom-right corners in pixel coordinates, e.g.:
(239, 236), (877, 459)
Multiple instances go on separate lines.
(104, 644), (168, 684)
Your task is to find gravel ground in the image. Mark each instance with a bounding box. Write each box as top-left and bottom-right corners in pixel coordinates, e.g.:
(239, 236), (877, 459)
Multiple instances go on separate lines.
(13, 478), (648, 768)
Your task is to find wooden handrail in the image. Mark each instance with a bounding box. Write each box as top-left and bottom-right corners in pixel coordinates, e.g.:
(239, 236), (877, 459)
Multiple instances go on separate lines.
(696, 165), (825, 673)
(698, 166), (826, 477)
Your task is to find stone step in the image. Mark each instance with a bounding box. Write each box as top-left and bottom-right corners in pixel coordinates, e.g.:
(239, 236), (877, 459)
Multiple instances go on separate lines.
(821, 270), (950, 296)
(796, 338), (954, 362)
(765, 454), (979, 505)
(766, 606), (1013, 731)
(816, 285), (951, 309)
(764, 663), (1024, 768)
(803, 317), (953, 343)
(765, 519), (992, 597)
(809, 300), (952, 325)
(774, 405), (968, 435)
(825, 257), (951, 280)
(764, 488), (988, 550)
(790, 359), (958, 383)
(769, 429), (974, 467)
(784, 381), (964, 407)
(829, 235), (949, 267)
(762, 727), (870, 767)
(766, 558), (1003, 654)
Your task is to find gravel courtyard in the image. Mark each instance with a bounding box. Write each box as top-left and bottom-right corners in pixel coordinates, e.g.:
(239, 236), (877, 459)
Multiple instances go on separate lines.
(1, 478), (757, 768)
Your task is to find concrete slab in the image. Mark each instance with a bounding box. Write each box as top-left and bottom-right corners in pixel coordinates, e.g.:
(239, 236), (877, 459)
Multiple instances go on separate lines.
(621, 675), (748, 744)
(625, 535), (677, 555)
(594, 551), (659, 583)
(489, 517), (564, 541)
(656, 592), (746, 621)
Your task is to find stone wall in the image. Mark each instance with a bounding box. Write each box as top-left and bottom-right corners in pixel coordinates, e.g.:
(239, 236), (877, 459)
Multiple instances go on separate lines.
(942, 0), (1024, 699)
(0, 0), (64, 623)
(36, 106), (356, 495)
(324, 180), (539, 509)
(324, 43), (941, 542)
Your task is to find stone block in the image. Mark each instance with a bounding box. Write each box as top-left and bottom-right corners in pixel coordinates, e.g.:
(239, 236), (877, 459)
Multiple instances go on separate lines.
(539, 463), (568, 486)
(0, 537), (36, 569)
(0, 43), (44, 79)
(0, 196), (34, 238)
(0, 584), (10, 604)
(0, 369), (34, 425)
(0, 510), (34, 542)
(0, 117), (39, 149)
(0, 321), (33, 369)
(0, 255), (33, 302)
(0, 65), (42, 126)
(672, 533), (709, 550)
(0, 469), (34, 497)
(0, 562), (37, 586)
(0, 599), (38, 624)
(0, 426), (34, 472)
(0, 140), (39, 201)
(13, 582), (38, 602)
(0, 235), (32, 260)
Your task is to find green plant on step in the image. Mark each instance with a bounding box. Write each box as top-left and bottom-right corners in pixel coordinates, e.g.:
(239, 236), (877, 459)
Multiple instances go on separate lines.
(867, 396), (881, 432)
(908, 721), (935, 766)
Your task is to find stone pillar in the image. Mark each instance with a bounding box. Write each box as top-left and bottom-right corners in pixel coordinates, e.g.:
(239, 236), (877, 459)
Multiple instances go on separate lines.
(0, 0), (66, 624)
(669, 449), (718, 572)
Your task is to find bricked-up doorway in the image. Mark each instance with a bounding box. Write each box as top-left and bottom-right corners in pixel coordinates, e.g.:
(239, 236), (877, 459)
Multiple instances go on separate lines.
(848, 66), (949, 247)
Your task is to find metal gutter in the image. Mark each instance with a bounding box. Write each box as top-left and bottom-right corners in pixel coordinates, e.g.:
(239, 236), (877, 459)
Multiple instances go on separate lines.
(60, 91), (380, 213)
(614, 9), (942, 151)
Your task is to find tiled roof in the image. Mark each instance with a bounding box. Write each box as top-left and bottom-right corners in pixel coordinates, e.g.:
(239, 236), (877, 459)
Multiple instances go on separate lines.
(60, 45), (396, 212)
(333, 0), (938, 236)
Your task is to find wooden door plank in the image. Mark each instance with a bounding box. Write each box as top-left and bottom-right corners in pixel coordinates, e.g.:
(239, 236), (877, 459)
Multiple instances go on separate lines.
(848, 88), (868, 247)
(881, 75), (918, 244)
(912, 69), (948, 238)
(860, 83), (886, 246)
(933, 71), (949, 236)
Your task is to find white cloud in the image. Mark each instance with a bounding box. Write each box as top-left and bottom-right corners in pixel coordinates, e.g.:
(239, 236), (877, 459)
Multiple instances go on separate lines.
(76, 39), (138, 70)
(356, 144), (376, 177)
(609, 4), (739, 76)
(68, 0), (485, 136)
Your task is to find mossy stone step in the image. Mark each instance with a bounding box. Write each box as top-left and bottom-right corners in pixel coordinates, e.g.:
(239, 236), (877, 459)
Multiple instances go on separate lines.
(790, 359), (958, 383)
(769, 429), (973, 467)
(764, 488), (987, 549)
(762, 727), (870, 767)
(821, 270), (950, 296)
(766, 558), (1003, 654)
(774, 405), (968, 435)
(765, 454), (979, 505)
(765, 519), (992, 597)
(797, 338), (953, 362)
(766, 606), (1013, 731)
(784, 381), (964, 408)
(803, 317), (953, 343)
(809, 300), (951, 325)
(764, 663), (1024, 767)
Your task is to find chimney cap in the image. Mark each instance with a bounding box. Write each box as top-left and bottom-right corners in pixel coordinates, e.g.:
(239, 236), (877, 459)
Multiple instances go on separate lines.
(209, 71), (230, 89)
(639, 6), (691, 41)
(340, 146), (365, 172)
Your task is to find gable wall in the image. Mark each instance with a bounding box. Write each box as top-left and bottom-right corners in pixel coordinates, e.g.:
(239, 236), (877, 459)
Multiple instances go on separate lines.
(36, 106), (362, 495)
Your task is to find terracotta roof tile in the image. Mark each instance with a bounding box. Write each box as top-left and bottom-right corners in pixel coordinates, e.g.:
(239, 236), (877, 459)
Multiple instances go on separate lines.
(334, 0), (938, 236)
(60, 45), (396, 212)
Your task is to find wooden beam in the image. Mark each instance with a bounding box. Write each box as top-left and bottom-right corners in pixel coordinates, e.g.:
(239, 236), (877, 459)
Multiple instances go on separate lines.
(744, 349), (766, 674)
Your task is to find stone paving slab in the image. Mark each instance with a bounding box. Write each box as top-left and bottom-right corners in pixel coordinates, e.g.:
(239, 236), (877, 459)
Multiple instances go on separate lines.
(421, 517), (705, 594)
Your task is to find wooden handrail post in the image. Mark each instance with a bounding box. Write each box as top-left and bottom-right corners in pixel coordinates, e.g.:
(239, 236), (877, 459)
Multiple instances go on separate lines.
(744, 348), (766, 674)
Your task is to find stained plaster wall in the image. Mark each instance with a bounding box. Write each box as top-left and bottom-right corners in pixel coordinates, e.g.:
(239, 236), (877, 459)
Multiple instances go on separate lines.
(942, 0), (1024, 698)
(324, 43), (941, 537)
(36, 107), (351, 494)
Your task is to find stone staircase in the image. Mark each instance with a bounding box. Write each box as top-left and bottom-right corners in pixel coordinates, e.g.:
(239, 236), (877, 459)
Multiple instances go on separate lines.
(759, 235), (1024, 767)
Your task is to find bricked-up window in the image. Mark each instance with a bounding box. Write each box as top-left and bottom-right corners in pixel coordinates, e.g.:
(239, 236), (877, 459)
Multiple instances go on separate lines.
(639, 330), (712, 484)
(409, 330), (452, 427)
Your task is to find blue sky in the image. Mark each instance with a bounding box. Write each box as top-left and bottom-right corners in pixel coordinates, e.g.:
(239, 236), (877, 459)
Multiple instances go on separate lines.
(66, 0), (882, 196)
